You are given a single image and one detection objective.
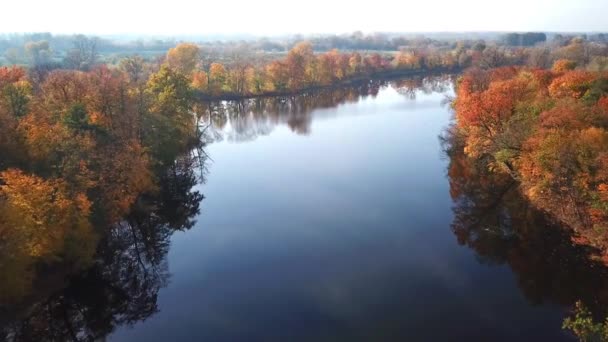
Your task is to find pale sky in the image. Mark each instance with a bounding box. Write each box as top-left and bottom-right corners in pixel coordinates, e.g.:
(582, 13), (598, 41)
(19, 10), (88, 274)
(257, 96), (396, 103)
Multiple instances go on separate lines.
(1, 0), (606, 35)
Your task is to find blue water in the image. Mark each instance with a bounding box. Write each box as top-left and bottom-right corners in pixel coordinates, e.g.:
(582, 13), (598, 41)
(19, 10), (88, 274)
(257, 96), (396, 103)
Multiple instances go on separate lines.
(106, 81), (574, 341)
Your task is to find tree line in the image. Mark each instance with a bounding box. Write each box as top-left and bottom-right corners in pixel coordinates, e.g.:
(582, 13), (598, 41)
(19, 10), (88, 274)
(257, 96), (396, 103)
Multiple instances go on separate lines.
(4, 33), (608, 99)
(502, 32), (547, 46)
(179, 37), (607, 98)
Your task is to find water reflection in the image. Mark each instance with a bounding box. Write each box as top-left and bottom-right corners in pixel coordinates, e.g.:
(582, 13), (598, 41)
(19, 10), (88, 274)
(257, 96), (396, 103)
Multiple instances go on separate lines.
(443, 129), (608, 320)
(1, 153), (205, 341)
(197, 75), (454, 142)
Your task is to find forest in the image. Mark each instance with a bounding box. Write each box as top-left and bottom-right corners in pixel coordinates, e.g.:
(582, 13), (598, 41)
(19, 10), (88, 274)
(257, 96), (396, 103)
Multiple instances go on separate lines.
(0, 54), (206, 303)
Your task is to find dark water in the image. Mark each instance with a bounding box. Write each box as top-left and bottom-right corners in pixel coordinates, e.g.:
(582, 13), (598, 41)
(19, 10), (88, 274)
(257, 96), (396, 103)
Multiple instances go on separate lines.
(4, 76), (608, 341)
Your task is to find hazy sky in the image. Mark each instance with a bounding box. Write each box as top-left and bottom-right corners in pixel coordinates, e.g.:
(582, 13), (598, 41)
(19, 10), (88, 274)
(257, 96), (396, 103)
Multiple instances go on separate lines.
(1, 0), (606, 35)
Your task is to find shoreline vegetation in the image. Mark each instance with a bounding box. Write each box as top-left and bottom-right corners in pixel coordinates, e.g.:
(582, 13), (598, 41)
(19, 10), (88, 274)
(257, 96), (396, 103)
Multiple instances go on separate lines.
(195, 67), (460, 101)
(447, 62), (608, 340)
(185, 41), (474, 99)
(449, 64), (608, 261)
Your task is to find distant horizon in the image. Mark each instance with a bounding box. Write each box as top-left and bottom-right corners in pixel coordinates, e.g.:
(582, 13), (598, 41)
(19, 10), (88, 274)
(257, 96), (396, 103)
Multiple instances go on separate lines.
(0, 30), (604, 41)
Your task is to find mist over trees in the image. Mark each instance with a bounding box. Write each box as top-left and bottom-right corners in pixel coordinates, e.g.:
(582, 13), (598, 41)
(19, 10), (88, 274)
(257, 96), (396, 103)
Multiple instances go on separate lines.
(1, 31), (606, 68)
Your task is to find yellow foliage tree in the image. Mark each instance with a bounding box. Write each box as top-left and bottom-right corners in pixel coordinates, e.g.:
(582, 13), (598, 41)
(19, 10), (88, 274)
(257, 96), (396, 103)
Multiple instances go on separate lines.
(166, 43), (201, 75)
(0, 169), (96, 300)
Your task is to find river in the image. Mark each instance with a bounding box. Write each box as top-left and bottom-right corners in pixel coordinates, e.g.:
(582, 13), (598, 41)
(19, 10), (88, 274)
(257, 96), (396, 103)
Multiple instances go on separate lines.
(4, 75), (608, 341)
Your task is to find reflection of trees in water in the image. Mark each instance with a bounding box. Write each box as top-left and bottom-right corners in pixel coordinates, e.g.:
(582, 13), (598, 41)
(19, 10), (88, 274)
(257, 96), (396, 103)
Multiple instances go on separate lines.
(392, 75), (453, 99)
(443, 128), (608, 319)
(1, 152), (205, 341)
(197, 75), (455, 142)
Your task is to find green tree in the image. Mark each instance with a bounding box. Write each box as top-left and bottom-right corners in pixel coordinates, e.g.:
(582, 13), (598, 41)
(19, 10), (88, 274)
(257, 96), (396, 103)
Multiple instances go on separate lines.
(563, 301), (608, 341)
(145, 65), (195, 164)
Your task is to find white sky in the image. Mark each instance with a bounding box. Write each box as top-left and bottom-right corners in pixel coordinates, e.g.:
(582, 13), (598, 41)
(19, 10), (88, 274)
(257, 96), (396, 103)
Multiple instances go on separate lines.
(1, 0), (606, 35)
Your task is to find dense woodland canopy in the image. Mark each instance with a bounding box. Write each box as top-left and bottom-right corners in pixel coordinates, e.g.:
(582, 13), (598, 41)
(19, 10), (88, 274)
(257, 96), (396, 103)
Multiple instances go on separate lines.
(450, 63), (608, 261)
(0, 58), (204, 303)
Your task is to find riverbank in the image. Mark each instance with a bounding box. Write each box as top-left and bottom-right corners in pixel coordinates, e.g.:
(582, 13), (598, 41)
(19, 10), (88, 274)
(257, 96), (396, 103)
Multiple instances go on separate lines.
(452, 66), (608, 263)
(196, 67), (460, 101)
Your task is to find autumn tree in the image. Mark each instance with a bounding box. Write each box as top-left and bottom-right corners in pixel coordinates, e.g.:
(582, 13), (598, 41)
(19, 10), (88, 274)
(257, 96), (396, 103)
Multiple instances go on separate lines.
(166, 43), (200, 75)
(191, 70), (209, 92)
(208, 62), (227, 95)
(227, 45), (252, 94)
(285, 41), (314, 90)
(548, 71), (596, 99)
(349, 52), (363, 74)
(41, 70), (90, 113)
(553, 59), (577, 72)
(454, 68), (536, 170)
(120, 55), (150, 136)
(265, 61), (289, 92)
(245, 67), (265, 95)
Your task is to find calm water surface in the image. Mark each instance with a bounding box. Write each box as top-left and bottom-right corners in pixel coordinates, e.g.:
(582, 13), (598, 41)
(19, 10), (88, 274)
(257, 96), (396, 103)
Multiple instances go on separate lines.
(109, 77), (589, 341)
(7, 77), (608, 341)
